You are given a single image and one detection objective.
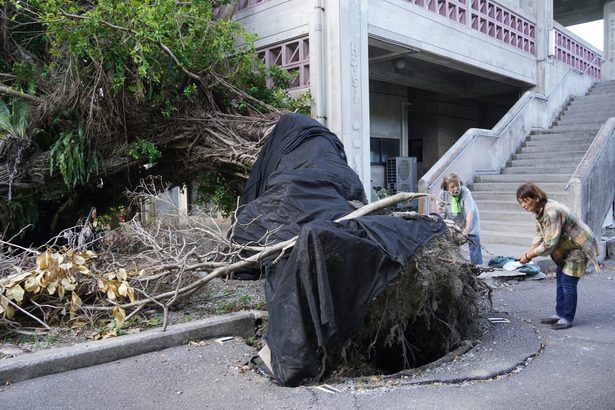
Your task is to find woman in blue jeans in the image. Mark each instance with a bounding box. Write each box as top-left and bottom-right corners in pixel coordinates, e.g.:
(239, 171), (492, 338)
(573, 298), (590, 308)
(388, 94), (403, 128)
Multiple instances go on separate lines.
(437, 173), (483, 265)
(516, 183), (599, 330)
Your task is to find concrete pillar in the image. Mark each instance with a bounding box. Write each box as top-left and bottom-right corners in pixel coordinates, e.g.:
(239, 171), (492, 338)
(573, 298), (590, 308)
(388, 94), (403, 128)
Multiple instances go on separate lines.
(535, 0), (554, 94)
(178, 184), (189, 226)
(323, 0), (371, 199)
(603, 1), (615, 80)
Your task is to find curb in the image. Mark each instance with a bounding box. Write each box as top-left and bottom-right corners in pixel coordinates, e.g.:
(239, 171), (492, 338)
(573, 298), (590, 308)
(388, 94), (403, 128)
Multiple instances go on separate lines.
(0, 310), (263, 384)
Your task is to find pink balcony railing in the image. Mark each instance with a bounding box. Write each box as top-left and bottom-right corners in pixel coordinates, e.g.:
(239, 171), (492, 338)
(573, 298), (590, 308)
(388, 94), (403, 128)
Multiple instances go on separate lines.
(407, 0), (536, 55)
(554, 29), (603, 79)
(258, 36), (310, 89)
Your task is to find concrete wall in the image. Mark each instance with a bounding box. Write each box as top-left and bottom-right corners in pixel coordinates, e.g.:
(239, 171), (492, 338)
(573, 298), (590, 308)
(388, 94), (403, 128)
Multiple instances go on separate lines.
(407, 92), (513, 179)
(566, 118), (615, 238)
(499, 0), (537, 17)
(603, 1), (615, 80)
(235, 0), (310, 48)
(519, 0), (537, 16)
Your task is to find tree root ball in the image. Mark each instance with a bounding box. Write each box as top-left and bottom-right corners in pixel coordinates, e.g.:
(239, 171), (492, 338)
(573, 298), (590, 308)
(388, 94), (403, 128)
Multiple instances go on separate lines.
(332, 231), (490, 377)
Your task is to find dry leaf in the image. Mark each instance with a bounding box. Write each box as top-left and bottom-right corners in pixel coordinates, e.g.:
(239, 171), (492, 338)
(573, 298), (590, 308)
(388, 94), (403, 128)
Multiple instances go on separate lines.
(113, 306), (126, 328)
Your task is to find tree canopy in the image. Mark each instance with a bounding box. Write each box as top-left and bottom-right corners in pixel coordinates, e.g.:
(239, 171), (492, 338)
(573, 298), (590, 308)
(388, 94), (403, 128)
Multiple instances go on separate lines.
(0, 0), (307, 242)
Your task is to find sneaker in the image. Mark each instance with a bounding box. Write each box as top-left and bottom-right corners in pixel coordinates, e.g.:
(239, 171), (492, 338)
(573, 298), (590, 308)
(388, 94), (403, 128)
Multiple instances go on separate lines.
(540, 316), (560, 325)
(551, 319), (572, 330)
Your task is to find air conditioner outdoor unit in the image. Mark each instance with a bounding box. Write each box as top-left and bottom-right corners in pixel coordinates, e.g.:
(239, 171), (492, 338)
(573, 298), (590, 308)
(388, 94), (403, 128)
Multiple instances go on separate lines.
(386, 157), (418, 208)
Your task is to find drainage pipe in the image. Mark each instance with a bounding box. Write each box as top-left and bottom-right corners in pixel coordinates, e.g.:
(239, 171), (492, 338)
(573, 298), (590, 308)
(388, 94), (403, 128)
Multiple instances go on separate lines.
(313, 0), (326, 125)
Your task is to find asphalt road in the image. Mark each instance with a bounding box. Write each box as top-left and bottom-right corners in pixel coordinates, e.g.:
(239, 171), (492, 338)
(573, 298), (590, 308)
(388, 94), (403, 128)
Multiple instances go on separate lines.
(2, 263), (615, 410)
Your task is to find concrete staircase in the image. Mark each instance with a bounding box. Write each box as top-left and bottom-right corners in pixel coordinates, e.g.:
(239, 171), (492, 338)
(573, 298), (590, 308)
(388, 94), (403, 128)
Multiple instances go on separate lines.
(473, 80), (615, 248)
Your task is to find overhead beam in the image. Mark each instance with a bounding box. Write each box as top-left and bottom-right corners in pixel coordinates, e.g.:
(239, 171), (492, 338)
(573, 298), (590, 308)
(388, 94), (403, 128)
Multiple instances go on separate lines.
(369, 61), (466, 94)
(554, 0), (606, 26)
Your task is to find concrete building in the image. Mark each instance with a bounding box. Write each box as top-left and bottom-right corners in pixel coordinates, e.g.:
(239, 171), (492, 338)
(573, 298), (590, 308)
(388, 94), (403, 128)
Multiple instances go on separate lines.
(227, 0), (614, 248)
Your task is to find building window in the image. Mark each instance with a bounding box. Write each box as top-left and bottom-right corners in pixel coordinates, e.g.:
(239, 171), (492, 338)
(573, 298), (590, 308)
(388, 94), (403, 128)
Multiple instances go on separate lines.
(370, 138), (400, 164)
(408, 138), (423, 162)
(257, 37), (310, 90)
(236, 0), (267, 12)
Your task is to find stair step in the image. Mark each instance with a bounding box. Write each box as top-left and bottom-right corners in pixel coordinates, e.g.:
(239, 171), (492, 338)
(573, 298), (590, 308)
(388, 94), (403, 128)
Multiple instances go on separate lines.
(590, 82), (615, 90)
(548, 125), (602, 133)
(511, 151), (585, 160)
(525, 133), (594, 143)
(472, 183), (566, 193)
(588, 89), (615, 95)
(502, 166), (576, 175)
(508, 158), (581, 167)
(530, 127), (600, 135)
(570, 94), (615, 103)
(480, 219), (536, 229)
(567, 105), (615, 113)
(559, 107), (615, 115)
(475, 200), (570, 213)
(527, 132), (595, 141)
(583, 86), (615, 93)
(480, 230), (535, 247)
(475, 200), (539, 212)
(474, 174), (570, 183)
(472, 191), (570, 203)
(520, 143), (590, 153)
(555, 118), (608, 127)
(559, 114), (615, 122)
(480, 209), (535, 222)
(524, 135), (594, 145)
(567, 101), (615, 110)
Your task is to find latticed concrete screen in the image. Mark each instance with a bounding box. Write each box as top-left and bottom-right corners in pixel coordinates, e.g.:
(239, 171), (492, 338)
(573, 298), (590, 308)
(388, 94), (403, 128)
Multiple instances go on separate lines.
(258, 37), (310, 90)
(555, 29), (603, 79)
(408, 0), (536, 55)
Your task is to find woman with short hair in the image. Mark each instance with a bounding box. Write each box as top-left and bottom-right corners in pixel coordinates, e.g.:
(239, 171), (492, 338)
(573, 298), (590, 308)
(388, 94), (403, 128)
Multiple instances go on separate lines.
(437, 173), (483, 265)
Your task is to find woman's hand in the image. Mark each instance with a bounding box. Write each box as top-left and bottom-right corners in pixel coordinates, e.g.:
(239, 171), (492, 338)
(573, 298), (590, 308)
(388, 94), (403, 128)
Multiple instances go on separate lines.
(519, 251), (532, 264)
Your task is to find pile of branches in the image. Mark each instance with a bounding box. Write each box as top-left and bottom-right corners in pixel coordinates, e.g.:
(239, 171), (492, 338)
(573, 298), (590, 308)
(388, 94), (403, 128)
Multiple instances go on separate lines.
(0, 177), (247, 336)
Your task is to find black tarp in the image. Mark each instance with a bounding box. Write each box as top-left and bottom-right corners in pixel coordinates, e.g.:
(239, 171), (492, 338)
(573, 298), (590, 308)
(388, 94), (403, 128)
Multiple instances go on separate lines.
(232, 113), (445, 386)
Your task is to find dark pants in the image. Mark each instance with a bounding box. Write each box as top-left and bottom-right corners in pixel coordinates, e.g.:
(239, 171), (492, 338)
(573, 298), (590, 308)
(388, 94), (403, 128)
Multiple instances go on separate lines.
(555, 266), (579, 323)
(468, 234), (483, 265)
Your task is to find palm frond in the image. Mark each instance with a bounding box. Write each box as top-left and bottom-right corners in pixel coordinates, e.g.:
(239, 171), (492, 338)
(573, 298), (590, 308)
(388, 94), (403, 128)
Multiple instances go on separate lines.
(0, 99), (30, 139)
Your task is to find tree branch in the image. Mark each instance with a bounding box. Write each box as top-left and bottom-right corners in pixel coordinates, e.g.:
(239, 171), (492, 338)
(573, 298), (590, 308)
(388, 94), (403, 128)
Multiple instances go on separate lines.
(0, 85), (40, 102)
(82, 192), (436, 311)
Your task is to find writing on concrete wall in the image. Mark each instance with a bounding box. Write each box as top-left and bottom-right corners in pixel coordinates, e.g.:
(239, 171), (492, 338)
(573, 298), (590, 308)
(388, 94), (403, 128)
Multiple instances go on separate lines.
(350, 37), (362, 172)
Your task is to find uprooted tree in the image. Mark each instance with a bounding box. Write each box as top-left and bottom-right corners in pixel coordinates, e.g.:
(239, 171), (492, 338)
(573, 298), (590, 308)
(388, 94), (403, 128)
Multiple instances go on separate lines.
(0, 0), (309, 241)
(1, 1), (490, 383)
(0, 184), (489, 382)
